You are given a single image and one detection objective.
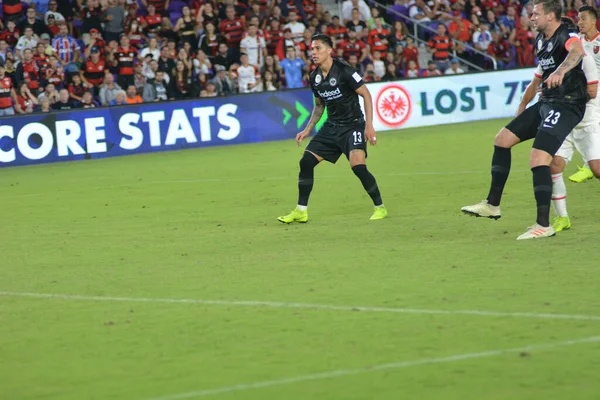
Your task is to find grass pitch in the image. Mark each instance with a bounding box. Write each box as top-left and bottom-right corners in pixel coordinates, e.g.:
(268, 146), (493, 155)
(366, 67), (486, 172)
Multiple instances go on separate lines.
(2, 118), (600, 400)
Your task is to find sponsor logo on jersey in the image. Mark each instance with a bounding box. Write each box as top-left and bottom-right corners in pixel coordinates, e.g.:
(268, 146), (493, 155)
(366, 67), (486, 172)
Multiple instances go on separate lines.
(317, 87), (342, 100)
(329, 78), (337, 86)
(539, 56), (556, 69)
(375, 84), (411, 127)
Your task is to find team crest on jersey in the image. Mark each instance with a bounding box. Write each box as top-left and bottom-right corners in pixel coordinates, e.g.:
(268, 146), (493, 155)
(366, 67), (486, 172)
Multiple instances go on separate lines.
(595, 45), (599, 54)
(547, 41), (553, 52)
(538, 40), (543, 50)
(329, 78), (337, 86)
(315, 74), (321, 85)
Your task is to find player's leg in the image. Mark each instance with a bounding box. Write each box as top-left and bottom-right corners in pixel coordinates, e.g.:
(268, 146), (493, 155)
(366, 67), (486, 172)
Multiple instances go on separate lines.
(278, 133), (341, 223)
(550, 155), (571, 232)
(517, 103), (584, 240)
(462, 103), (541, 219)
(344, 126), (387, 220)
(577, 124), (600, 181)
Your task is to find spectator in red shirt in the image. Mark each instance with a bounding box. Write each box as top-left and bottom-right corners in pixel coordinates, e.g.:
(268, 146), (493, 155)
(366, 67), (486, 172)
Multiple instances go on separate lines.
(422, 60), (442, 77)
(337, 30), (368, 63)
(15, 82), (38, 114)
(0, 20), (20, 49)
(368, 17), (390, 58)
(448, 11), (473, 42)
(15, 48), (40, 94)
(487, 31), (511, 69)
(220, 5), (245, 57)
(68, 73), (87, 103)
(145, 5), (163, 36)
(327, 16), (349, 42)
(403, 36), (419, 69)
(427, 24), (453, 72)
(113, 35), (138, 89)
(265, 19), (284, 57)
(509, 14), (535, 67)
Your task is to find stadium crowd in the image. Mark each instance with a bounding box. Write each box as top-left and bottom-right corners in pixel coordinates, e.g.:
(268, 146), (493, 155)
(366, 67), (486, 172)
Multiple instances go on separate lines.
(0, 0), (589, 114)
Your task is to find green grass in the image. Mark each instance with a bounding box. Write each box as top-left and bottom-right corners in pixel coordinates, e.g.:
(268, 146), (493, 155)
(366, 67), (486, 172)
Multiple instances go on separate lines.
(2, 118), (600, 400)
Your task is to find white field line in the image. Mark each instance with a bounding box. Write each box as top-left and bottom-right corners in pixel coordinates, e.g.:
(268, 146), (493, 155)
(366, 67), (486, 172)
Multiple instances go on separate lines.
(5, 169), (529, 198)
(1, 291), (600, 322)
(149, 335), (600, 400)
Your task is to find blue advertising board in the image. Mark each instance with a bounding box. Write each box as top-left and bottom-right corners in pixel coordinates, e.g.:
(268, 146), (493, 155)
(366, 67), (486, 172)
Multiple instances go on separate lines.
(0, 89), (317, 167)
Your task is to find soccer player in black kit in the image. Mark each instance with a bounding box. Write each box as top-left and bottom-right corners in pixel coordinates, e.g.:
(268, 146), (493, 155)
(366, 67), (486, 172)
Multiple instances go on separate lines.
(278, 34), (387, 223)
(461, 0), (588, 240)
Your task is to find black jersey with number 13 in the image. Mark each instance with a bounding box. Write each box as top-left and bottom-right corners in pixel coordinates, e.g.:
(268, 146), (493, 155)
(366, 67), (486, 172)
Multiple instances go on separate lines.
(536, 23), (587, 104)
(309, 59), (365, 126)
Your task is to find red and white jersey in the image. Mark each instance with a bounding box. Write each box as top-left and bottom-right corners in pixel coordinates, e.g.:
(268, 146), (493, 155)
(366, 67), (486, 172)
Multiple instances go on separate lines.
(580, 32), (600, 127)
(240, 34), (266, 67)
(0, 76), (14, 108)
(237, 64), (260, 93)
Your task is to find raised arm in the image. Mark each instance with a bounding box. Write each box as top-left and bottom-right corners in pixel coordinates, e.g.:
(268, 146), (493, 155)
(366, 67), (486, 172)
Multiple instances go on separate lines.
(296, 97), (325, 146)
(355, 85), (376, 145)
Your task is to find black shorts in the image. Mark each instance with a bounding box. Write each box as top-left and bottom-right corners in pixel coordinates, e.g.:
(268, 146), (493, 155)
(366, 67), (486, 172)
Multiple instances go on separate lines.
(305, 122), (367, 163)
(505, 101), (585, 156)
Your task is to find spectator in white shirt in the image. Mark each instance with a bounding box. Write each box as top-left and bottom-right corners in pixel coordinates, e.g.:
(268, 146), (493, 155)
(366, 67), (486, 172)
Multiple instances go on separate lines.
(342, 0), (371, 23)
(139, 37), (160, 62)
(15, 27), (38, 60)
(284, 11), (306, 43)
(45, 0), (65, 24)
(240, 24), (267, 67)
(237, 53), (262, 93)
(444, 59), (465, 74)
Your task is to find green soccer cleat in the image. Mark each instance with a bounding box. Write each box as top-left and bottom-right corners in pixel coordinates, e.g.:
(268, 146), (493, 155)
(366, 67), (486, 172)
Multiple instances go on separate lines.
(370, 205), (388, 220)
(568, 166), (594, 183)
(277, 208), (308, 224)
(552, 216), (571, 232)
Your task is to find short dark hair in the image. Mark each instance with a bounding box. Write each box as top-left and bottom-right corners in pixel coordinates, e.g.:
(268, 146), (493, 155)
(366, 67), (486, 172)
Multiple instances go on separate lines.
(561, 16), (576, 28)
(311, 33), (333, 48)
(579, 5), (598, 20)
(533, 0), (562, 20)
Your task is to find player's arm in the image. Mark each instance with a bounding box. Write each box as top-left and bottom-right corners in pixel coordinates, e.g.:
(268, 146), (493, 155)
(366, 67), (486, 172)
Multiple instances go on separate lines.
(517, 70), (543, 116)
(355, 85), (377, 145)
(296, 97), (324, 146)
(546, 38), (584, 88)
(581, 50), (598, 99)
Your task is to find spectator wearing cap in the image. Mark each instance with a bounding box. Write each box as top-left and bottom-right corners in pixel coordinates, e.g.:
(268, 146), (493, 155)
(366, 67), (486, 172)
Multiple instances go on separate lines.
(39, 33), (52, 47)
(275, 28), (297, 61)
(125, 85), (143, 104)
(15, 27), (38, 60)
(84, 29), (106, 59)
(211, 65), (234, 96)
(45, 1), (65, 25)
(448, 11), (473, 43)
(18, 6), (50, 38)
(445, 59), (465, 75)
(284, 11), (305, 43)
(0, 64), (18, 116)
(279, 46), (305, 89)
(51, 23), (80, 72)
(46, 14), (60, 37)
(81, 47), (106, 95)
(99, 73), (122, 106)
(81, 0), (103, 43)
(102, 0), (126, 44)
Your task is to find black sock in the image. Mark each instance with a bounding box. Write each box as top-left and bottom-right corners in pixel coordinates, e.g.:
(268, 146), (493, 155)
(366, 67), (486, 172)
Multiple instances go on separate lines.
(486, 146), (512, 206)
(298, 152), (319, 206)
(532, 165), (552, 227)
(352, 164), (383, 206)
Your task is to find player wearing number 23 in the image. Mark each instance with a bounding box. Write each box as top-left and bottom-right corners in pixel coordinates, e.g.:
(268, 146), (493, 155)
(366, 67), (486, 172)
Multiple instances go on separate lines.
(461, 0), (589, 240)
(278, 34), (387, 223)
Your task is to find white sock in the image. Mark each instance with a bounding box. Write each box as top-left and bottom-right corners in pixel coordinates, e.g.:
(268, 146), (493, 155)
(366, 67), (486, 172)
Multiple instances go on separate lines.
(297, 205), (307, 211)
(551, 173), (568, 217)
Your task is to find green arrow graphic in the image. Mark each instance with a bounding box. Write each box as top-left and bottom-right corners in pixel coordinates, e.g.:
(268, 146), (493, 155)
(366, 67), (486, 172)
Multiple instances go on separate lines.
(282, 109), (292, 126)
(296, 101), (310, 129)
